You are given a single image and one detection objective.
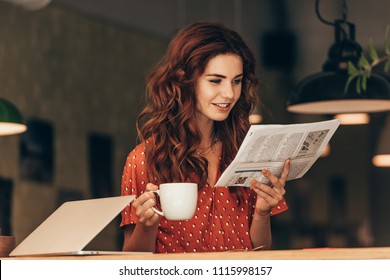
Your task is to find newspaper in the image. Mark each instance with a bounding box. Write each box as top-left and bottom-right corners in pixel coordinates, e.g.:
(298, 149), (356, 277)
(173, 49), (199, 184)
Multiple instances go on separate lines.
(215, 119), (340, 187)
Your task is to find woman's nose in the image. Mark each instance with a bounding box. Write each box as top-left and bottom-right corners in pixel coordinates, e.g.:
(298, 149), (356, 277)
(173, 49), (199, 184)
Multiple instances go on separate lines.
(220, 84), (235, 99)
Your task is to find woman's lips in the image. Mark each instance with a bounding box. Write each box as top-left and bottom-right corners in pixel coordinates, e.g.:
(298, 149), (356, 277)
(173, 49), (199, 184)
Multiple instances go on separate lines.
(212, 103), (231, 111)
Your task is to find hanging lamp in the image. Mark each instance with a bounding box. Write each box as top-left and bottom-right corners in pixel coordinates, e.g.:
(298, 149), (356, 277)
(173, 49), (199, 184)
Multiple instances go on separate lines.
(287, 0), (390, 114)
(0, 98), (27, 136)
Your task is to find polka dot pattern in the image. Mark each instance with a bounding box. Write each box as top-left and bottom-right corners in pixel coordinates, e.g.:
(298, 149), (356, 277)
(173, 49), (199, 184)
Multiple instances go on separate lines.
(120, 142), (288, 253)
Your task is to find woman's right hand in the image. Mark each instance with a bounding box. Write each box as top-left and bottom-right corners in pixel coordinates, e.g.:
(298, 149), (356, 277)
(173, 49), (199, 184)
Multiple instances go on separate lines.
(131, 183), (162, 227)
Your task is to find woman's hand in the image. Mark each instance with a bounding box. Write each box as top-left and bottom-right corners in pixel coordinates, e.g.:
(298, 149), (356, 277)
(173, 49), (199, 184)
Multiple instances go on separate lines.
(250, 159), (290, 216)
(131, 183), (162, 227)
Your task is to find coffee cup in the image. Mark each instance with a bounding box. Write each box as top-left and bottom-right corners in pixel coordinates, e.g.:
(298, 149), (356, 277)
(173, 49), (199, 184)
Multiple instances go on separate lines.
(151, 182), (197, 220)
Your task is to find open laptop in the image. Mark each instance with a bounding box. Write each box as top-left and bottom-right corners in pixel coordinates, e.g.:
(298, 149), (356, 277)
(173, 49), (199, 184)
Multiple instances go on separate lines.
(9, 195), (144, 257)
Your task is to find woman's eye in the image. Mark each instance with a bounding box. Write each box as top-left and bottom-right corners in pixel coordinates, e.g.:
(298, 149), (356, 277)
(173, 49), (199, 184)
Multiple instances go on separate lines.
(232, 79), (242, 85)
(209, 79), (221, 84)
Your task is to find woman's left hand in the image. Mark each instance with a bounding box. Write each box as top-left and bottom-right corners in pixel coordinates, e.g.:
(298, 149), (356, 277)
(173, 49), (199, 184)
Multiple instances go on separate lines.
(250, 159), (290, 216)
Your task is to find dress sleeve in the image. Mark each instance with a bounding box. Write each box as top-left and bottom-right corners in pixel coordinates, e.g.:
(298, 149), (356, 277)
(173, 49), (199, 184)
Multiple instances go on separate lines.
(270, 197), (288, 216)
(248, 190), (288, 217)
(120, 145), (148, 227)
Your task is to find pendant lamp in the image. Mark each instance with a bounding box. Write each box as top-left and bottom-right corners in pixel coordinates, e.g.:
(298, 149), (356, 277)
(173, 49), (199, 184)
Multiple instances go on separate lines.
(287, 0), (390, 114)
(0, 98), (27, 136)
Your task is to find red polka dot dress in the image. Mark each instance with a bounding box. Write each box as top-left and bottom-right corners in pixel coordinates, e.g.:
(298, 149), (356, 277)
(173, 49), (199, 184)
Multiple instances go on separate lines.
(120, 142), (288, 253)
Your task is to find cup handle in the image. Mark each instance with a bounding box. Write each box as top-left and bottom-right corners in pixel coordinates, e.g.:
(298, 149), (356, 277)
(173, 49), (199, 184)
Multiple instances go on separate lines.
(150, 190), (164, 216)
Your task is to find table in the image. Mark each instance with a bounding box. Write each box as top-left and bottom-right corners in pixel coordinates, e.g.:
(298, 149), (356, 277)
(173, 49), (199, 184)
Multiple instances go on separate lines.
(2, 246), (390, 260)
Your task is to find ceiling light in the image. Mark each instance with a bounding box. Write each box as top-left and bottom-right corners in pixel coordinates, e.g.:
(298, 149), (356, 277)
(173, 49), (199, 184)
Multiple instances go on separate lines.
(320, 143), (331, 157)
(287, 0), (390, 114)
(0, 98), (27, 136)
(334, 113), (370, 125)
(249, 114), (262, 124)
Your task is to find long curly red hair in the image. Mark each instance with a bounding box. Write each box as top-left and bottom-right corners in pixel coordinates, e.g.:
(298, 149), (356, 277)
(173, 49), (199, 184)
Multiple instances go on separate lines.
(137, 21), (258, 187)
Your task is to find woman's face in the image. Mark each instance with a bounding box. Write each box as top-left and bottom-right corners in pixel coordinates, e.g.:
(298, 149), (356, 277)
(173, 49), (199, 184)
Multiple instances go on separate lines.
(195, 54), (243, 123)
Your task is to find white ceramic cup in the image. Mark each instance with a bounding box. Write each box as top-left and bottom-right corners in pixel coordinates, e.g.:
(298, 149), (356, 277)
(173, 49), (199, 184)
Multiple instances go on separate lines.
(151, 182), (197, 220)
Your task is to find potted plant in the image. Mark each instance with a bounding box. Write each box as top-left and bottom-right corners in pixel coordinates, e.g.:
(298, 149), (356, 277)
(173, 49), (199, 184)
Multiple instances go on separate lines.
(346, 26), (390, 93)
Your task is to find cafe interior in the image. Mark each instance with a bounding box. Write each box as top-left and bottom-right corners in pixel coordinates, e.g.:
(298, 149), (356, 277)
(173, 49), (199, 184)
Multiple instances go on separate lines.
(0, 0), (389, 256)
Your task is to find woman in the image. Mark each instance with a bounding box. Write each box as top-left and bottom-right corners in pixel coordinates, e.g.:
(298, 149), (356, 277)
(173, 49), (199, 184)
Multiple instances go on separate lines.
(120, 21), (290, 253)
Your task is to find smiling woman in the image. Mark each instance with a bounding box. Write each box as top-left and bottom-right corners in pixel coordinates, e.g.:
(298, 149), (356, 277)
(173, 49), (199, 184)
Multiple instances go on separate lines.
(120, 21), (290, 254)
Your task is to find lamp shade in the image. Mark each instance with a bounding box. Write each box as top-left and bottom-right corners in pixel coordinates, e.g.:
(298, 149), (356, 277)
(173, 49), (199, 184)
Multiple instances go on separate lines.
(333, 113), (370, 125)
(287, 71), (390, 114)
(0, 98), (27, 136)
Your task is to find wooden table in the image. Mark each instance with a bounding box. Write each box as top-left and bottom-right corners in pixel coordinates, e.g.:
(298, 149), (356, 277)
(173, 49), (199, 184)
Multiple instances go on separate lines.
(2, 247), (390, 260)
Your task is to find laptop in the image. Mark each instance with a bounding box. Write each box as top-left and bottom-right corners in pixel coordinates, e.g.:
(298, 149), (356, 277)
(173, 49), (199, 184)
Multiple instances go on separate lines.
(9, 195), (144, 257)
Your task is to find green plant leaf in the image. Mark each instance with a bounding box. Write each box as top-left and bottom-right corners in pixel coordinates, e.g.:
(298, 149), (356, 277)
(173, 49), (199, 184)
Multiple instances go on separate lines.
(362, 74), (367, 91)
(385, 25), (390, 55)
(347, 61), (358, 75)
(368, 40), (379, 61)
(356, 76), (361, 94)
(359, 54), (371, 70)
(344, 75), (357, 93)
(345, 25), (390, 95)
(385, 59), (390, 73)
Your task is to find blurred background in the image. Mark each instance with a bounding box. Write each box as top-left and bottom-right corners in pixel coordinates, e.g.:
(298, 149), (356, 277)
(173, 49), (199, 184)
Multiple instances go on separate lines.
(0, 0), (389, 251)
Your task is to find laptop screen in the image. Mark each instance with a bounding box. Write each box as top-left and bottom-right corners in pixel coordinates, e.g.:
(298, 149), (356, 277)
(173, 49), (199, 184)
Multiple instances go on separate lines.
(10, 195), (135, 256)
